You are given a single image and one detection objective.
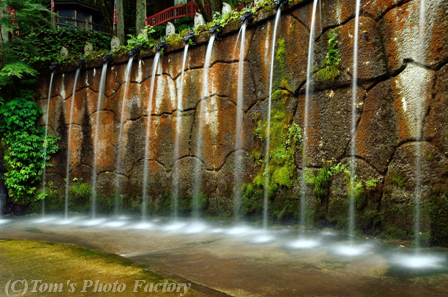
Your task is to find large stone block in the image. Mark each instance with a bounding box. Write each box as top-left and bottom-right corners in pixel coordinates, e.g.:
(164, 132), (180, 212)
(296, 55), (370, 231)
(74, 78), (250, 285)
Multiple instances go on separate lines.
(382, 0), (448, 73)
(338, 16), (387, 86)
(426, 64), (448, 158)
(191, 96), (237, 170)
(382, 142), (448, 241)
(247, 14), (309, 99)
(390, 63), (435, 142)
(356, 80), (398, 173)
(295, 86), (366, 167)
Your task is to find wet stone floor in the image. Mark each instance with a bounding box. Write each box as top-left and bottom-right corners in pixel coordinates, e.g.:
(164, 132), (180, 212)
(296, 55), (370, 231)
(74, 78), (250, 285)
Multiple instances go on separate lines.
(0, 216), (447, 297)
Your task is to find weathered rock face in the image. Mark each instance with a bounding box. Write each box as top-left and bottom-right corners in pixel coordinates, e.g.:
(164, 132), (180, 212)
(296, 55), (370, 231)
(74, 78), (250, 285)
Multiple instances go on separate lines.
(35, 0), (448, 245)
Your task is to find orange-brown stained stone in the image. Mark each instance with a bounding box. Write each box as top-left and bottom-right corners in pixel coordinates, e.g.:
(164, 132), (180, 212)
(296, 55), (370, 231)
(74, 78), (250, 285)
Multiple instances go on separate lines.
(390, 64), (435, 143)
(89, 111), (116, 173)
(355, 80), (397, 173)
(382, 1), (448, 74)
(292, 0), (357, 33)
(208, 62), (256, 110)
(295, 86), (365, 168)
(425, 64), (448, 157)
(247, 14), (309, 99)
(381, 142), (448, 238)
(338, 17), (387, 84)
(191, 96), (237, 170)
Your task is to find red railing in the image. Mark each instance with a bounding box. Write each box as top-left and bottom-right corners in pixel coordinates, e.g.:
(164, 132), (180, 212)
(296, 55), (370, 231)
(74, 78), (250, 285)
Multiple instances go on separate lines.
(145, 2), (211, 27)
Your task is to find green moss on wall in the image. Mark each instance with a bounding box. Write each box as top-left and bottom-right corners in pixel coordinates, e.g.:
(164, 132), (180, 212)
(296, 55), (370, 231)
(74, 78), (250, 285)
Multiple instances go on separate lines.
(314, 29), (341, 81)
(243, 90), (302, 222)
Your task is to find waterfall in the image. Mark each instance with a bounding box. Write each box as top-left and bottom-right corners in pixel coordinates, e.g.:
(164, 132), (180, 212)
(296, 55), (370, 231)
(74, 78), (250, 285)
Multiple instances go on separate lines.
(172, 44), (190, 221)
(142, 52), (161, 223)
(192, 34), (216, 220)
(299, 0), (319, 235)
(233, 22), (247, 223)
(263, 8), (282, 230)
(41, 72), (55, 217)
(414, 0), (426, 252)
(91, 62), (109, 219)
(349, 0), (361, 242)
(114, 57), (135, 216)
(64, 68), (81, 220)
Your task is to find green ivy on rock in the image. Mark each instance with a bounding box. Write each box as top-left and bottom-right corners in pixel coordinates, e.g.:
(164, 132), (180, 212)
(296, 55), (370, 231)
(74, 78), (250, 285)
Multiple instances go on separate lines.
(0, 90), (59, 205)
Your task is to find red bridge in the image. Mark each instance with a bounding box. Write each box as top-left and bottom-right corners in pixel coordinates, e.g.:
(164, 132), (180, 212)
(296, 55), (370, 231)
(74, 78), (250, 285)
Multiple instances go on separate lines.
(145, 2), (211, 27)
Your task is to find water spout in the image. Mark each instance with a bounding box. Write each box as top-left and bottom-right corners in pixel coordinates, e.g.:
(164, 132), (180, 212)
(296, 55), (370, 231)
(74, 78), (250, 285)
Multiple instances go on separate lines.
(156, 41), (167, 52)
(240, 10), (254, 23)
(103, 54), (113, 64)
(183, 32), (196, 44)
(128, 47), (140, 57)
(274, 0), (288, 9)
(49, 61), (60, 72)
(75, 59), (86, 69)
(209, 25), (223, 35)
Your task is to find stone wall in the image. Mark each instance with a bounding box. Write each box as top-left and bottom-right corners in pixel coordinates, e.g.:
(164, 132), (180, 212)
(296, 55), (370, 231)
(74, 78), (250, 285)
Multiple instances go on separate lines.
(37, 0), (448, 245)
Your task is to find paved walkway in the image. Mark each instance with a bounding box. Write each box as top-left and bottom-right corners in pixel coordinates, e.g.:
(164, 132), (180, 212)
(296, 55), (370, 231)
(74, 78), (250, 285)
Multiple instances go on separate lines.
(1, 217), (447, 296)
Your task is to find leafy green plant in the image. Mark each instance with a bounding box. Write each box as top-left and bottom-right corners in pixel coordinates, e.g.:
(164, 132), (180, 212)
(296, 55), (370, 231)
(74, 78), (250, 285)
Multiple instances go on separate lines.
(314, 29), (341, 81)
(0, 90), (59, 204)
(125, 25), (156, 50)
(305, 162), (349, 201)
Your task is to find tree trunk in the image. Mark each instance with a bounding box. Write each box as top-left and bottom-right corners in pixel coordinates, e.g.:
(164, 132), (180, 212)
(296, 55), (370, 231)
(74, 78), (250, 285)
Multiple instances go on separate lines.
(0, 3), (9, 45)
(116, 0), (125, 45)
(136, 0), (146, 34)
(194, 0), (223, 22)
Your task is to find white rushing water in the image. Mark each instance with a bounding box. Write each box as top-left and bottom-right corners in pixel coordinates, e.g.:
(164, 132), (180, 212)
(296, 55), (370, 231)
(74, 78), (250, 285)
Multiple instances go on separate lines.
(64, 68), (81, 219)
(263, 8), (282, 230)
(41, 72), (55, 217)
(114, 57), (134, 216)
(349, 0), (361, 243)
(233, 22), (247, 223)
(192, 34), (216, 220)
(142, 52), (161, 222)
(91, 62), (109, 219)
(299, 0), (319, 235)
(172, 44), (190, 220)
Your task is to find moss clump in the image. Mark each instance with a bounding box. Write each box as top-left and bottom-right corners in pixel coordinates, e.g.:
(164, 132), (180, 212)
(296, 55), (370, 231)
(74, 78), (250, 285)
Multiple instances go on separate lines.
(165, 33), (184, 49)
(389, 170), (407, 188)
(314, 29), (341, 81)
(243, 90), (302, 222)
(425, 184), (448, 246)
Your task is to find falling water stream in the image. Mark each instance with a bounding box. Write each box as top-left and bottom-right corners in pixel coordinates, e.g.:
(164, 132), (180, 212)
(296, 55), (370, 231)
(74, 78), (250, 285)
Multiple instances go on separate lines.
(414, 0), (426, 252)
(263, 8), (282, 230)
(91, 62), (109, 220)
(192, 34), (216, 220)
(141, 52), (161, 223)
(41, 72), (55, 217)
(299, 0), (319, 235)
(114, 57), (134, 216)
(349, 0), (361, 243)
(233, 22), (247, 223)
(172, 44), (190, 220)
(63, 68), (81, 220)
